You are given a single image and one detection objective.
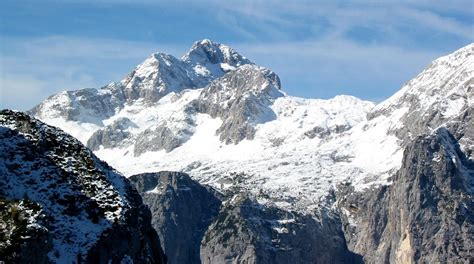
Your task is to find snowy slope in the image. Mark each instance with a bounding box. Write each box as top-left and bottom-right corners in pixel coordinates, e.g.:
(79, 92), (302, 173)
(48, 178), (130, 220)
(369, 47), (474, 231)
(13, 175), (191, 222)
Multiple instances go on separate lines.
(94, 94), (374, 212)
(30, 41), (474, 213)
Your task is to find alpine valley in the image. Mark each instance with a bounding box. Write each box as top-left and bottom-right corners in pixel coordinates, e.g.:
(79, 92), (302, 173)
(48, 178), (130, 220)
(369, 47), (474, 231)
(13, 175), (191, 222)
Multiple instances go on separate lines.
(2, 39), (473, 263)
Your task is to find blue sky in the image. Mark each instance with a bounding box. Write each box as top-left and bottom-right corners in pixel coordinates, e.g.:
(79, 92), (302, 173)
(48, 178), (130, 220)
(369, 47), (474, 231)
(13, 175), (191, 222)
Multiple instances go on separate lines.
(1, 0), (473, 110)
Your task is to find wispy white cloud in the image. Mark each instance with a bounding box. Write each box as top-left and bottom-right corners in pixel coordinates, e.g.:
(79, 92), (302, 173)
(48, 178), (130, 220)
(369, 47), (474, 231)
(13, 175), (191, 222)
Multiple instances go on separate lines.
(400, 7), (473, 39)
(213, 1), (473, 43)
(1, 0), (472, 110)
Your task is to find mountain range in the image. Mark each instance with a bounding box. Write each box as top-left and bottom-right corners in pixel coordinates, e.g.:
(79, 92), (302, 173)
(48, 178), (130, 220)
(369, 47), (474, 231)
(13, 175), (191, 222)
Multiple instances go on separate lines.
(1, 39), (472, 263)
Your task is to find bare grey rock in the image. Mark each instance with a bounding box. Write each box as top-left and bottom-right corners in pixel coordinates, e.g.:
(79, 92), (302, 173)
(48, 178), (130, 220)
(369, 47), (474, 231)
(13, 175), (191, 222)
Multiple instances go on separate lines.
(182, 39), (253, 85)
(304, 124), (351, 139)
(133, 118), (195, 156)
(337, 110), (474, 263)
(122, 53), (197, 104)
(195, 65), (283, 144)
(87, 117), (137, 150)
(201, 194), (362, 264)
(129, 171), (221, 264)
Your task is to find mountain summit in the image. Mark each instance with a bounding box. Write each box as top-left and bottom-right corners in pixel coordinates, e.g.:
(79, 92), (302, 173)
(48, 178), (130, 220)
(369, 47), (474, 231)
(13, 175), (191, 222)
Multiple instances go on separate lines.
(30, 39), (253, 124)
(26, 41), (473, 263)
(30, 41), (473, 209)
(121, 39), (253, 104)
(182, 39), (252, 73)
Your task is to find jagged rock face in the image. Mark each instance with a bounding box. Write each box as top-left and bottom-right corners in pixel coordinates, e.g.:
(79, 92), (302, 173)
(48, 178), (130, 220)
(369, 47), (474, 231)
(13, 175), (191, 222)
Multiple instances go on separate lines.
(120, 39), (252, 105)
(129, 171), (221, 264)
(122, 53), (196, 104)
(182, 39), (253, 85)
(0, 110), (165, 264)
(201, 195), (361, 264)
(195, 65), (284, 144)
(445, 107), (474, 161)
(29, 39), (259, 152)
(133, 124), (185, 155)
(337, 110), (474, 263)
(128, 171), (362, 264)
(133, 106), (197, 156)
(87, 117), (137, 150)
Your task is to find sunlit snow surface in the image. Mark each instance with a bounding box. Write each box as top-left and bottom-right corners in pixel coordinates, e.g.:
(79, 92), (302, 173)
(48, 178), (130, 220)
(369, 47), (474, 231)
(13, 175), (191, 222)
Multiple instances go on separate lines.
(93, 93), (386, 212)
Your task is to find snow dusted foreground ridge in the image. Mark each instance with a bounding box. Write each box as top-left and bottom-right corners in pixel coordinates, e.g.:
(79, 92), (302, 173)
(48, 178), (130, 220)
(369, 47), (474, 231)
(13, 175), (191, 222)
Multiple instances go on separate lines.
(0, 110), (166, 263)
(31, 40), (473, 213)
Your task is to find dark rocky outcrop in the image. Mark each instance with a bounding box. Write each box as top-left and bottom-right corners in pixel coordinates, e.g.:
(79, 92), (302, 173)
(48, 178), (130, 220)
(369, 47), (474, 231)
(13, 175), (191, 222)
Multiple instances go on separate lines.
(195, 65), (283, 144)
(201, 195), (362, 264)
(0, 198), (52, 264)
(0, 110), (166, 263)
(129, 171), (221, 264)
(85, 190), (166, 263)
(337, 112), (474, 263)
(133, 107), (196, 156)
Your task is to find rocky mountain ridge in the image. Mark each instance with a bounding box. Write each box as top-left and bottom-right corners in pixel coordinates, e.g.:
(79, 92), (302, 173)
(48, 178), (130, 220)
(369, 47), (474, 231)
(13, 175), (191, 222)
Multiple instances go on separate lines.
(337, 107), (474, 263)
(0, 110), (166, 263)
(30, 39), (252, 125)
(129, 171), (362, 264)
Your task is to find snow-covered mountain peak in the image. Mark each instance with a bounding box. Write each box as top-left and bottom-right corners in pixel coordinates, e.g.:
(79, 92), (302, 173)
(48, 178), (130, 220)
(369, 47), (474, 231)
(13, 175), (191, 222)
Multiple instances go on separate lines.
(31, 40), (257, 123)
(28, 42), (473, 215)
(373, 43), (473, 114)
(117, 39), (254, 104)
(368, 43), (473, 145)
(327, 94), (372, 106)
(120, 52), (195, 103)
(433, 42), (473, 65)
(182, 39), (252, 69)
(124, 52), (178, 84)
